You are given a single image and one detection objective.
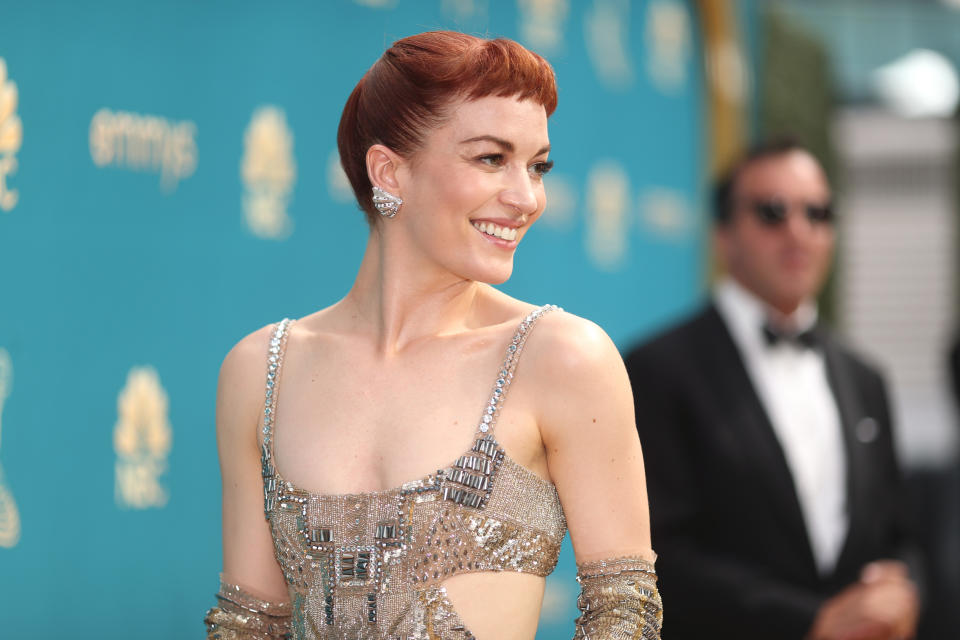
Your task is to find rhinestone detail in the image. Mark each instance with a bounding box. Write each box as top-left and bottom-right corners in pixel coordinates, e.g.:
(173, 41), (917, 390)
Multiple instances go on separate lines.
(259, 305), (565, 636)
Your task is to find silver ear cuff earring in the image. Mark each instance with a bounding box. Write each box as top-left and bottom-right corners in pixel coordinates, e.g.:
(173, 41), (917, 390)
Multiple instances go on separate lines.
(372, 186), (403, 218)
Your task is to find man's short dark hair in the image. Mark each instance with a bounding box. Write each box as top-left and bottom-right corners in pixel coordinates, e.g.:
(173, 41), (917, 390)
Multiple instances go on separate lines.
(712, 136), (817, 225)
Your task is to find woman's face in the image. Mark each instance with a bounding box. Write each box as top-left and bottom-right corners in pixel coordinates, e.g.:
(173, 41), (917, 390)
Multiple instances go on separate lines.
(393, 95), (551, 285)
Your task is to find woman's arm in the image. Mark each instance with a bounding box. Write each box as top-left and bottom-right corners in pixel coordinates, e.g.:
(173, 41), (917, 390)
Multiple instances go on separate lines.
(204, 327), (292, 638)
(529, 312), (662, 638)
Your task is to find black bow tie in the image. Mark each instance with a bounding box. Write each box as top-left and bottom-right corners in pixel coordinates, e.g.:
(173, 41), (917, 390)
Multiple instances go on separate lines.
(762, 323), (820, 350)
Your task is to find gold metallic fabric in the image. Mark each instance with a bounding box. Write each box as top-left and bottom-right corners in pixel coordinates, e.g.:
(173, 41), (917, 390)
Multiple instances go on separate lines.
(573, 556), (663, 640)
(205, 576), (293, 639)
(259, 306), (567, 638)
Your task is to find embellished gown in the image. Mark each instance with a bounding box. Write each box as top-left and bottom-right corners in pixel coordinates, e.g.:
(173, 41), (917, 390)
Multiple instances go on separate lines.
(259, 305), (567, 638)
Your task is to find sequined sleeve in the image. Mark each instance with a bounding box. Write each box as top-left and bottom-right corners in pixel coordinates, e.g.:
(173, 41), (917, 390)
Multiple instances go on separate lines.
(573, 555), (663, 639)
(204, 575), (292, 639)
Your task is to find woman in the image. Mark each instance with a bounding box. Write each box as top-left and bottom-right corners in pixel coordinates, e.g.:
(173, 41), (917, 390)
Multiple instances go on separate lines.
(205, 31), (661, 639)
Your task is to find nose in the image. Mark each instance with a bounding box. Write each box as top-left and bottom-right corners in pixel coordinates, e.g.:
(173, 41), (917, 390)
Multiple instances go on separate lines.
(499, 167), (539, 217)
(783, 204), (816, 239)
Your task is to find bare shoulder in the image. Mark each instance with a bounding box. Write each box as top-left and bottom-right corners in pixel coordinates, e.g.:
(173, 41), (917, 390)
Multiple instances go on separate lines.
(216, 323), (278, 443)
(522, 308), (623, 380)
(516, 309), (634, 441)
(223, 323), (277, 371)
(219, 323), (276, 395)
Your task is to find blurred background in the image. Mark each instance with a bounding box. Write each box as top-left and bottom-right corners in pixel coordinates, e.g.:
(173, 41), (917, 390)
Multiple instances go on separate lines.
(0, 0), (958, 637)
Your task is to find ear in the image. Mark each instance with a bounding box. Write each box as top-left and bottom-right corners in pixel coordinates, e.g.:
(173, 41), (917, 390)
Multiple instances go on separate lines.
(712, 226), (730, 271)
(366, 144), (404, 194)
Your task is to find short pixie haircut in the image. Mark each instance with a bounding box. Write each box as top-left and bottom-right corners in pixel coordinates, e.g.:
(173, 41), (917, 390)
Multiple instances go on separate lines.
(337, 31), (558, 225)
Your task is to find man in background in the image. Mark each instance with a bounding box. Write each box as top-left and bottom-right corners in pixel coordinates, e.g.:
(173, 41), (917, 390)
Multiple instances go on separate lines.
(625, 139), (918, 639)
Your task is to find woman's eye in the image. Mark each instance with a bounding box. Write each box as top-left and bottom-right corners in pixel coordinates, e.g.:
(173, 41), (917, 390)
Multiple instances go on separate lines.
(530, 160), (554, 177)
(478, 154), (504, 167)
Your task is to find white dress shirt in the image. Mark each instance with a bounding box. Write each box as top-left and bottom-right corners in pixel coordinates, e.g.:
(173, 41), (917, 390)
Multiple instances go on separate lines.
(714, 277), (848, 575)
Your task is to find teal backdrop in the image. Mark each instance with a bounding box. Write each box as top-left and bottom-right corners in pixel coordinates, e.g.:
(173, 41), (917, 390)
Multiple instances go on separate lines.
(0, 1), (708, 637)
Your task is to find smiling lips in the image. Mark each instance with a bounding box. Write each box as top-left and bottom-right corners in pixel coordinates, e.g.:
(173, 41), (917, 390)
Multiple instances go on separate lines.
(472, 221), (519, 242)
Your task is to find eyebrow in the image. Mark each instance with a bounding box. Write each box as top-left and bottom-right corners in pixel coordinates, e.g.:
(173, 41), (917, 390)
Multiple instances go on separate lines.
(459, 135), (550, 157)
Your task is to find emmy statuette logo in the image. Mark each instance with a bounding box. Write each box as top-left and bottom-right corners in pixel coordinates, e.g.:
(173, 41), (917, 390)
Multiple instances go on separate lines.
(585, 0), (634, 89)
(644, 0), (693, 94)
(114, 366), (172, 509)
(586, 160), (630, 270)
(242, 106), (296, 239)
(0, 58), (22, 212)
(0, 348), (20, 548)
(519, 0), (569, 56)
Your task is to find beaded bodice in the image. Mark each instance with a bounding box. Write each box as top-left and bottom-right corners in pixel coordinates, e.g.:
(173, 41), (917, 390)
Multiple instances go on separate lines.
(260, 305), (567, 639)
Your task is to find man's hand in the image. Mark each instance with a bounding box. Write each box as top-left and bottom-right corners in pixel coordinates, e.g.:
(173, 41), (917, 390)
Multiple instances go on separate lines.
(806, 560), (918, 640)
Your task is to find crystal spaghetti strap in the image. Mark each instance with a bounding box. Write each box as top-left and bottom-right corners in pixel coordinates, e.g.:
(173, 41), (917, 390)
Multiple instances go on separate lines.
(438, 304), (561, 511)
(253, 306), (570, 634)
(260, 318), (293, 517)
(475, 304), (560, 437)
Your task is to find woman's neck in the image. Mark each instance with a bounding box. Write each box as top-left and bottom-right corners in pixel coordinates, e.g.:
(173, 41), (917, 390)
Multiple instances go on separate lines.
(344, 226), (485, 356)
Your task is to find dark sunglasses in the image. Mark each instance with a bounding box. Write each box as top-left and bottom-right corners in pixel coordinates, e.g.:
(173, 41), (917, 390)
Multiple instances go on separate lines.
(742, 198), (835, 227)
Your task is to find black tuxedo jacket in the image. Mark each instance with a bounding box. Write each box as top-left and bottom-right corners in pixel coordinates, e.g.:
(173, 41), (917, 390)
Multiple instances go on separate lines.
(623, 304), (907, 640)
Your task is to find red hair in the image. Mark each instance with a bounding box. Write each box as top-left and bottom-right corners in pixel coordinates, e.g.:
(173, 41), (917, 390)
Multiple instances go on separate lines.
(337, 31), (558, 225)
